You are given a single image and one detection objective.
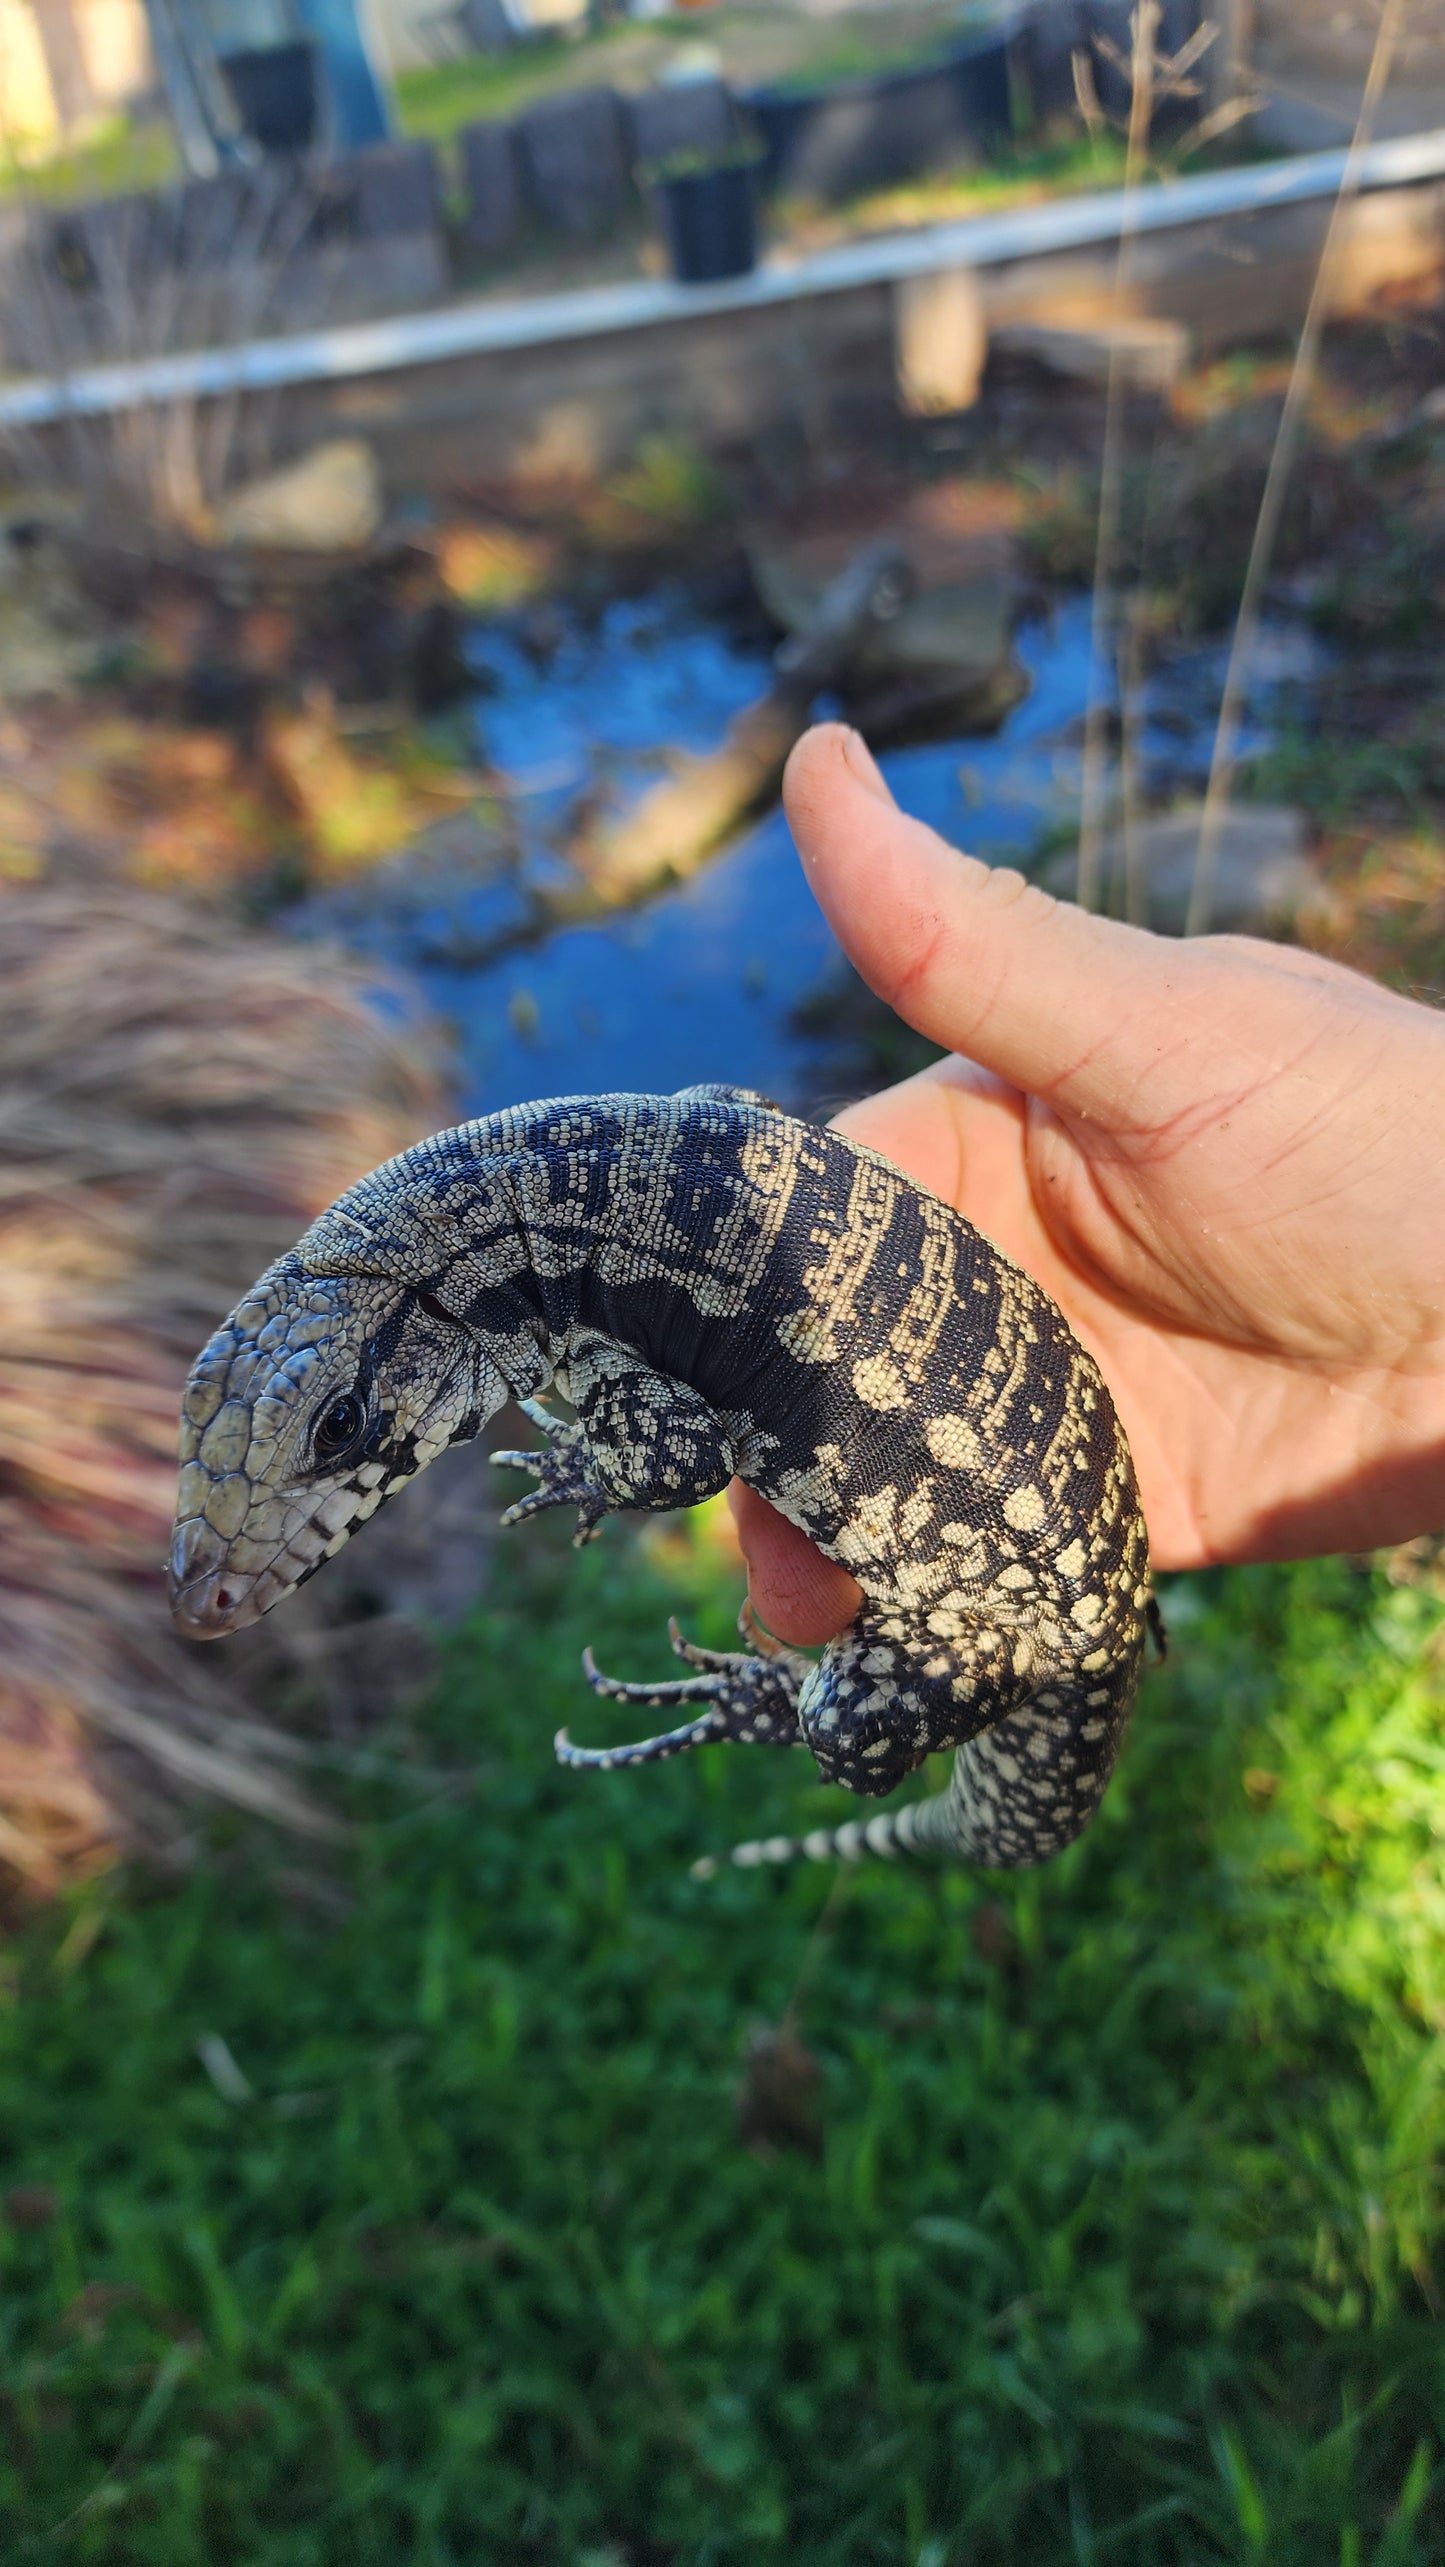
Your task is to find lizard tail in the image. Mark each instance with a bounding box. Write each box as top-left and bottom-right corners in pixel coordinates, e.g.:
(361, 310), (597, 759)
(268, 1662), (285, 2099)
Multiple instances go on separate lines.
(690, 1662), (1140, 1878)
(690, 1797), (942, 1879)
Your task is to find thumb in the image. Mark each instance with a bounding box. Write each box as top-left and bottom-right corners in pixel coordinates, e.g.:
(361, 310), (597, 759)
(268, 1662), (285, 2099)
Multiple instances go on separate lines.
(784, 723), (1188, 1114)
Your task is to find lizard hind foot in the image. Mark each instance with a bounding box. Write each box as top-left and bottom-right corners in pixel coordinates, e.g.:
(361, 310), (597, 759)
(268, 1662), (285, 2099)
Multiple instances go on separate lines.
(554, 1612), (807, 1771)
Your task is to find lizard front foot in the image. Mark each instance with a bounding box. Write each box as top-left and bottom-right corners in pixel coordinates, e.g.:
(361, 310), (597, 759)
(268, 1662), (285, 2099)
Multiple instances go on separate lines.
(555, 1605), (810, 1769)
(491, 1400), (609, 1547)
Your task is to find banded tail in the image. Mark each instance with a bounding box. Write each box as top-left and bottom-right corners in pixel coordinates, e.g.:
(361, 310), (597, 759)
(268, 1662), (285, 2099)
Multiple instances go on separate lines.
(691, 1793), (951, 1880)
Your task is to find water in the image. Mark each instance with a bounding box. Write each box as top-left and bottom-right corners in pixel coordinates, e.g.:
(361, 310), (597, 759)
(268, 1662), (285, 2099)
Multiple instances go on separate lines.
(295, 585), (1313, 1119)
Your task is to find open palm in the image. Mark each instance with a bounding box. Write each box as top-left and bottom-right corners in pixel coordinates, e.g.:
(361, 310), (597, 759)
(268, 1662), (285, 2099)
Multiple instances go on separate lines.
(732, 726), (1445, 1646)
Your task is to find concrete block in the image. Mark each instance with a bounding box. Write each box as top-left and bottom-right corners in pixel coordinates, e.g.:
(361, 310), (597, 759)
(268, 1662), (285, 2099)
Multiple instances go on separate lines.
(174, 167), (293, 273)
(264, 233), (451, 330)
(517, 86), (630, 236)
(746, 37), (1010, 207)
(993, 311), (1191, 387)
(1017, 1), (1086, 126)
(626, 77), (737, 170)
(1083, 0), (1204, 127)
(894, 267), (987, 415)
(215, 437), (382, 550)
(459, 118), (522, 255)
(351, 139), (443, 239)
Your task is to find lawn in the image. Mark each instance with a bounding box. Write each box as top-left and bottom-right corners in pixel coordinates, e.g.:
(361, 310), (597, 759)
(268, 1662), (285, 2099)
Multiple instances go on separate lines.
(1, 1514), (1442, 2562)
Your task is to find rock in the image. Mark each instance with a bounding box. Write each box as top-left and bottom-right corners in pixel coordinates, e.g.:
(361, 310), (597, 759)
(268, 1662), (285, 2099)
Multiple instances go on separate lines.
(215, 441), (383, 554)
(993, 312), (1191, 389)
(894, 266), (988, 416)
(1038, 803), (1333, 936)
(575, 544), (913, 904)
(749, 541), (1018, 729)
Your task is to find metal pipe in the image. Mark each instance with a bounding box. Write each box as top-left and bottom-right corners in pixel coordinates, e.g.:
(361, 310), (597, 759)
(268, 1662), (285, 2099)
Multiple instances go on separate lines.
(3, 122), (1444, 430)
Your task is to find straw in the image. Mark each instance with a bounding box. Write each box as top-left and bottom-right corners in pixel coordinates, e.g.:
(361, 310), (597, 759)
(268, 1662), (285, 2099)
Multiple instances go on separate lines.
(0, 883), (447, 1909)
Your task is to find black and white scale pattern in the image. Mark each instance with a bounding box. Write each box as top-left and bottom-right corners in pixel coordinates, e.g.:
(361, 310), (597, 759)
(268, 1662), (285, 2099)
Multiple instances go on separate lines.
(169, 1086), (1151, 1871)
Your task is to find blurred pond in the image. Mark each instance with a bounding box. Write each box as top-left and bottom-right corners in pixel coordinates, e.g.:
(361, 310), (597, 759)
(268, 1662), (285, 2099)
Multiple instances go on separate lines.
(295, 585), (1318, 1118)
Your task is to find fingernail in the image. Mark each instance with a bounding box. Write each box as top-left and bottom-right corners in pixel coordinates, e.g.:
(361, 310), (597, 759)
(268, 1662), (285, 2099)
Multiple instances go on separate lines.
(840, 729), (894, 804)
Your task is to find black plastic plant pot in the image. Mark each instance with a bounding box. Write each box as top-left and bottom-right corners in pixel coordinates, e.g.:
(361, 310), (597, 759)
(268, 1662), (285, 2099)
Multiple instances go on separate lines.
(655, 164), (757, 285)
(219, 40), (320, 157)
(947, 32), (1013, 147)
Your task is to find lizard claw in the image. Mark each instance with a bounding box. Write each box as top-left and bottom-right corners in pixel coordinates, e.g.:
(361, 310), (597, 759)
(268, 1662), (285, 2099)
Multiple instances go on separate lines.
(516, 1397), (573, 1442)
(492, 1411), (610, 1546)
(555, 1619), (806, 1769)
(555, 1701), (735, 1770)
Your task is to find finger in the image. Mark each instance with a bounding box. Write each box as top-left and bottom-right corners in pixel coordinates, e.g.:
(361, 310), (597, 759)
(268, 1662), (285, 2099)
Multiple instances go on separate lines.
(831, 1055), (1015, 1206)
(785, 723), (1196, 1116)
(727, 1480), (862, 1648)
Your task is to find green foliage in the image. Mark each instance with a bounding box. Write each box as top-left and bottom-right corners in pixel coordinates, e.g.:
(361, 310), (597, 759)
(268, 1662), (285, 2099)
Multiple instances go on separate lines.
(1, 1534), (1443, 2562)
(638, 144), (765, 187)
(395, 35), (586, 143)
(743, 12), (997, 102)
(1248, 715), (1445, 834)
(0, 116), (179, 208)
(592, 436), (728, 543)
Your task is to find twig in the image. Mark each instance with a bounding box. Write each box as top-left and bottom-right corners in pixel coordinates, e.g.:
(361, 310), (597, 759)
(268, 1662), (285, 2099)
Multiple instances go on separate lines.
(780, 1862), (853, 2038)
(1186, 0), (1411, 936)
(1077, 3), (1160, 915)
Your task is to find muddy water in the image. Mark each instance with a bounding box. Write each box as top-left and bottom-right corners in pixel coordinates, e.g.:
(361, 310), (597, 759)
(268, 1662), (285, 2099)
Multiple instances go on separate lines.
(296, 587), (1314, 1118)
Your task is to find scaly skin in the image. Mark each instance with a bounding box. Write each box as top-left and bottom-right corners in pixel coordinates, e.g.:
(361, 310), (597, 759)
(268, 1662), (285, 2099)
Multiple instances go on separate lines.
(169, 1086), (1150, 1870)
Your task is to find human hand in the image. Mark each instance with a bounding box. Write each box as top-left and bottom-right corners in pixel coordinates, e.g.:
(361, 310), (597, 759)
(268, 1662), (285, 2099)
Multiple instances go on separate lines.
(732, 723), (1445, 1647)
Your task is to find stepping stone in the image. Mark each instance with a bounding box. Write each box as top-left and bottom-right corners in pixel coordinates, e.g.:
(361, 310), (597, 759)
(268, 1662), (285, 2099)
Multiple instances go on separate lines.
(1038, 801), (1331, 936)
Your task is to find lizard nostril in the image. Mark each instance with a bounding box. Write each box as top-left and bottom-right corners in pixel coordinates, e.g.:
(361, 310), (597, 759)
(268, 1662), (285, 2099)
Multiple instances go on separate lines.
(214, 1588), (234, 1614)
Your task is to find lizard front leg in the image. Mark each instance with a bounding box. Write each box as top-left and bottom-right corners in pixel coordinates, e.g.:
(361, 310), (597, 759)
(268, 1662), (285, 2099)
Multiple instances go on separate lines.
(492, 1399), (611, 1547)
(494, 1341), (740, 1549)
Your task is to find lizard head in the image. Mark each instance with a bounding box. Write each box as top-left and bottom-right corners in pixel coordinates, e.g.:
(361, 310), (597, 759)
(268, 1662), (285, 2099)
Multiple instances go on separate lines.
(168, 1251), (510, 1640)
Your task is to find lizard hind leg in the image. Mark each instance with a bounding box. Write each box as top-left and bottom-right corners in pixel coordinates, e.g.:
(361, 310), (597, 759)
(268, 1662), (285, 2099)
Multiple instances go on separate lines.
(694, 1655), (1141, 1877)
(555, 1604), (810, 1770)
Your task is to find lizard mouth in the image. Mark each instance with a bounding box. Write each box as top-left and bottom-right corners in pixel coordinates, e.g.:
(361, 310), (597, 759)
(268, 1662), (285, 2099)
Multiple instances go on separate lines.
(168, 1507), (326, 1638)
(169, 1555), (265, 1638)
(168, 1461), (393, 1637)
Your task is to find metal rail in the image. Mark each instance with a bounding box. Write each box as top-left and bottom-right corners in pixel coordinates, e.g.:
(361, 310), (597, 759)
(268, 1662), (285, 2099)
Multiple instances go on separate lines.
(4, 124), (1445, 430)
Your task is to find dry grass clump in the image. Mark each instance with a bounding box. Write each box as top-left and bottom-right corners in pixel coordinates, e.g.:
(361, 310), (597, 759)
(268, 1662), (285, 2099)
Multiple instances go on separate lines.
(0, 884), (449, 1912)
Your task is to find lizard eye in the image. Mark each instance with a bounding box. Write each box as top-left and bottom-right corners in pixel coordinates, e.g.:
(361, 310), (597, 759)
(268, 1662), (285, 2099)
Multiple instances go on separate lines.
(313, 1390), (367, 1463)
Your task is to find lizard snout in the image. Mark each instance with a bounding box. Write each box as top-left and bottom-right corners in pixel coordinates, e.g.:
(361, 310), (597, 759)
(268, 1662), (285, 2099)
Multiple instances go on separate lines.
(168, 1517), (261, 1639)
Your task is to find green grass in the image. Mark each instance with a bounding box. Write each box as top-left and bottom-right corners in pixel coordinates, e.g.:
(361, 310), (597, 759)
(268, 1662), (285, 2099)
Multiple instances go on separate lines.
(0, 115), (178, 208)
(394, 33), (610, 144)
(2, 1523), (1443, 2562)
